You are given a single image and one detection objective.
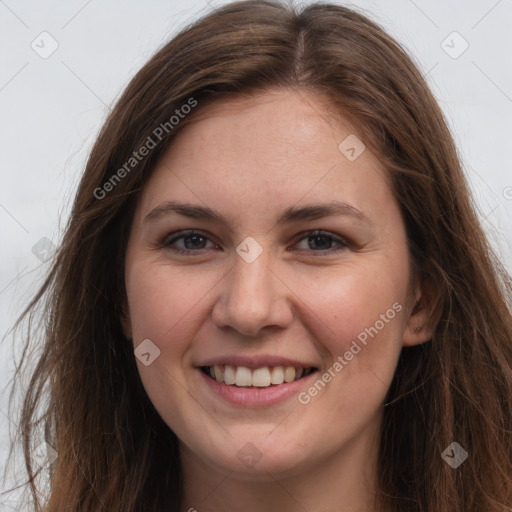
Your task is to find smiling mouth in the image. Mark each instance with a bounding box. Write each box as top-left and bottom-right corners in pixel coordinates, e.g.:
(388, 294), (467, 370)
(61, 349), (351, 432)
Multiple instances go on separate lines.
(200, 365), (318, 388)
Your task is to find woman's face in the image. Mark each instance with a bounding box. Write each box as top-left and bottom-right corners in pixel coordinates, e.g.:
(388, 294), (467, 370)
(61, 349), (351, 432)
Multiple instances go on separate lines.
(122, 89), (425, 480)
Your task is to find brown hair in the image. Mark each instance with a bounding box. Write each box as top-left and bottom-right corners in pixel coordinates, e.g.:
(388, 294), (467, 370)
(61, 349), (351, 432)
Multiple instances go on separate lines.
(4, 1), (512, 510)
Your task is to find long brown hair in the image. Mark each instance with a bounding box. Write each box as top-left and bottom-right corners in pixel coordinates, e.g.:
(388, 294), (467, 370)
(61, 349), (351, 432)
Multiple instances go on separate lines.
(4, 1), (512, 510)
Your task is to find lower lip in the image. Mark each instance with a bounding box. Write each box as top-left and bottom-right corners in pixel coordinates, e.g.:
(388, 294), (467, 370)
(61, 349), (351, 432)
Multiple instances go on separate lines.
(197, 369), (319, 407)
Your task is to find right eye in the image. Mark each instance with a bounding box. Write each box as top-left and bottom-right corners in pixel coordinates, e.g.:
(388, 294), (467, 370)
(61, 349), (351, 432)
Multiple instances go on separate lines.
(162, 230), (221, 254)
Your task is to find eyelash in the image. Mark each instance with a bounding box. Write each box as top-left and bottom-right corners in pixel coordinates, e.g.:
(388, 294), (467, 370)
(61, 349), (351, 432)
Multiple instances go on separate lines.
(161, 230), (349, 255)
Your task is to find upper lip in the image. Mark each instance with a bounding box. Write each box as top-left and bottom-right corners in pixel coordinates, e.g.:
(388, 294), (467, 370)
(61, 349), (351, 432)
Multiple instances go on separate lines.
(196, 355), (319, 369)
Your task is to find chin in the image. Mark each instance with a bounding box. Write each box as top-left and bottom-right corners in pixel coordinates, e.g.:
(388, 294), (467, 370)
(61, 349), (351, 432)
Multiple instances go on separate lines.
(189, 427), (320, 479)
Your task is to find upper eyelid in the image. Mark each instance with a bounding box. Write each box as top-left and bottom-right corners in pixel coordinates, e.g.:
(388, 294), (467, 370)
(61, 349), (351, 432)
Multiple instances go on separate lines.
(163, 230), (220, 247)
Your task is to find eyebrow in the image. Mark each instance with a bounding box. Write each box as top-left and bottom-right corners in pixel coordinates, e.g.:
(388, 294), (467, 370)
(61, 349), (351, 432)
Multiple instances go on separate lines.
(143, 200), (373, 226)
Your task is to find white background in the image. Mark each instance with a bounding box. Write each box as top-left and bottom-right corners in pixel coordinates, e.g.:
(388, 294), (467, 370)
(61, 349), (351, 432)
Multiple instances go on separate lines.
(1, 0), (511, 507)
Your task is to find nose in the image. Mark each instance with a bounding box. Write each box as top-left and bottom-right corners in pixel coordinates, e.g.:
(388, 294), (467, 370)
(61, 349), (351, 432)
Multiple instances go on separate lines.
(211, 247), (293, 338)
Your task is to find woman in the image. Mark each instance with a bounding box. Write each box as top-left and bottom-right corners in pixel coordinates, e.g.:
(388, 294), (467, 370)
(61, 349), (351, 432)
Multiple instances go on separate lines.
(5, 1), (512, 511)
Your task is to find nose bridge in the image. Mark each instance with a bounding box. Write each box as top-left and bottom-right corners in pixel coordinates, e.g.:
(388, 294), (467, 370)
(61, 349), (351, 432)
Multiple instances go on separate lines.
(230, 247), (274, 312)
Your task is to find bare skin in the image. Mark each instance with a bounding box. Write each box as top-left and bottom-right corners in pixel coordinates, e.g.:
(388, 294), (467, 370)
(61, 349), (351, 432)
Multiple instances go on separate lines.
(121, 88), (437, 512)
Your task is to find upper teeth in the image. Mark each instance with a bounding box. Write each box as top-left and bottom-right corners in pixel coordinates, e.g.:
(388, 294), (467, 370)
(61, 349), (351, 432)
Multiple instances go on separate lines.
(208, 365), (312, 387)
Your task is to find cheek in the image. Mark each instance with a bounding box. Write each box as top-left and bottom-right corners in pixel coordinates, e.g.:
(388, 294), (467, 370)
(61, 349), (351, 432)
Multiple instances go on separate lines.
(124, 263), (212, 422)
(289, 272), (406, 425)
(125, 263), (209, 355)
(292, 258), (408, 375)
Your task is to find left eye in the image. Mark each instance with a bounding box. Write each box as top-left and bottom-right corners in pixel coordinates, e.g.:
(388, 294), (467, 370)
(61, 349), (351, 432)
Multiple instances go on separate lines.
(292, 231), (348, 253)
(162, 230), (348, 254)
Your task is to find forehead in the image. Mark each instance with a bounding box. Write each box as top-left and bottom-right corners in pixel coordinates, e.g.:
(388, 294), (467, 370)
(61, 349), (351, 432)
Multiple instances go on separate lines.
(133, 88), (394, 228)
(168, 88), (358, 161)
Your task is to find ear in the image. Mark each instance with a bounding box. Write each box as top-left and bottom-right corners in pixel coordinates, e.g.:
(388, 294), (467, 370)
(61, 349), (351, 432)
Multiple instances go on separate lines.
(120, 300), (133, 340)
(402, 275), (442, 347)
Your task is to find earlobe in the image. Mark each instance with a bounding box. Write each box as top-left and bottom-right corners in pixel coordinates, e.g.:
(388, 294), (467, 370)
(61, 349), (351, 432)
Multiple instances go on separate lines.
(402, 278), (442, 347)
(402, 317), (434, 346)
